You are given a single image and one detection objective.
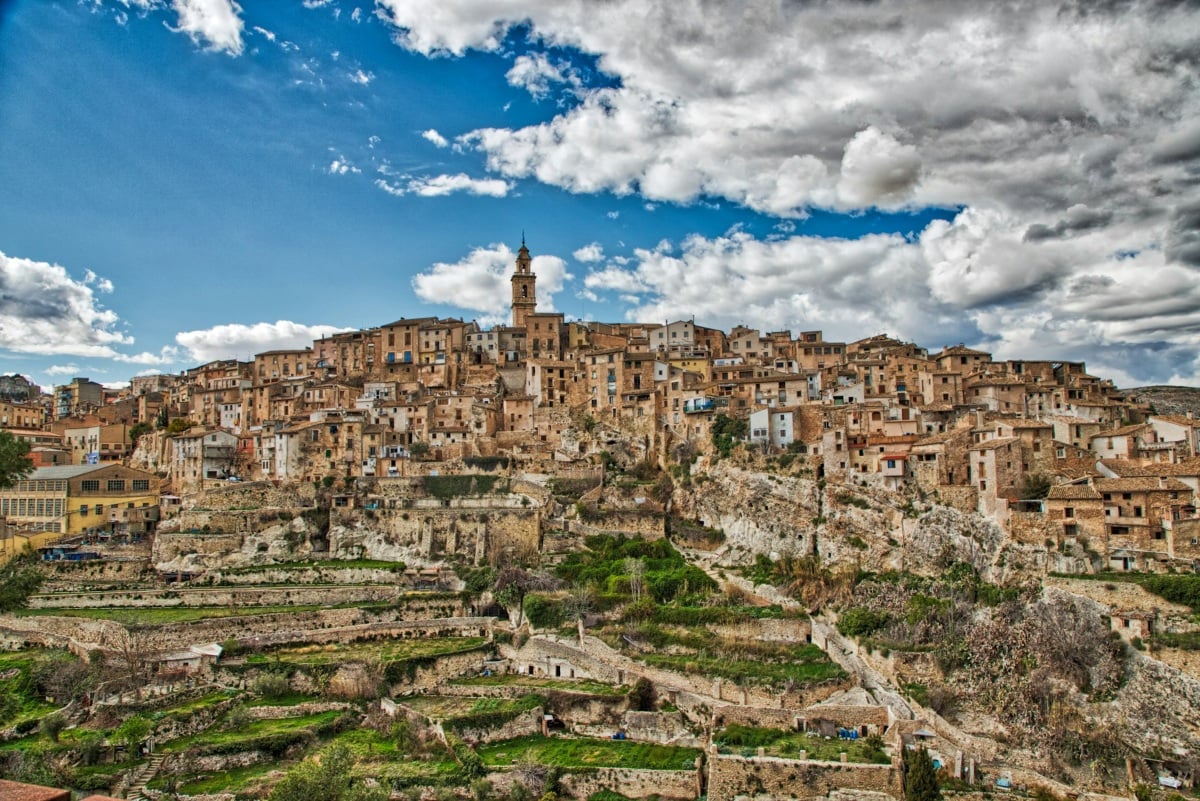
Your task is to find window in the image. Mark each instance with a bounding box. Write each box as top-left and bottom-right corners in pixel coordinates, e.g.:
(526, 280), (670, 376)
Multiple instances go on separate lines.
(133, 479), (150, 491)
(79, 504), (89, 517)
(81, 479), (99, 492)
(107, 479), (125, 492)
(1064, 507), (1075, 518)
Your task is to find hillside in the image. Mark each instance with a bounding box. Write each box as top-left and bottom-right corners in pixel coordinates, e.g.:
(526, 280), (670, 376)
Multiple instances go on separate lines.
(1121, 384), (1200, 417)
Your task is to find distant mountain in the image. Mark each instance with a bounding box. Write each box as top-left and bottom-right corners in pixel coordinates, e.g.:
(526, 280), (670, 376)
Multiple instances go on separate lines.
(1121, 385), (1200, 417)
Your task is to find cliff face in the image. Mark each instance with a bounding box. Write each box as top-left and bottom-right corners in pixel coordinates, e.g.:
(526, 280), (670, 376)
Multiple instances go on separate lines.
(675, 461), (1092, 582)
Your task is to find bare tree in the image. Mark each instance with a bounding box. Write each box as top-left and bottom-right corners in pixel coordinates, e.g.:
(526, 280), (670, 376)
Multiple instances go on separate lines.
(624, 557), (645, 603)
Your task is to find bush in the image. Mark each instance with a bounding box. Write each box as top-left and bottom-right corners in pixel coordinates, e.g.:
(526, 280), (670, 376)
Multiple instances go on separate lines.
(523, 594), (565, 629)
(837, 607), (890, 638)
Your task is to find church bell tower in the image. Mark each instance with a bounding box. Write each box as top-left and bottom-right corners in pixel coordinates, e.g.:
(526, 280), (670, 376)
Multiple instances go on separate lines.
(511, 236), (537, 328)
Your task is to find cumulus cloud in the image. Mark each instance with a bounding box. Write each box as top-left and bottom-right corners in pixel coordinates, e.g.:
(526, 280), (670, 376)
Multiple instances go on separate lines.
(0, 250), (133, 357)
(371, 1), (1200, 383)
(375, 173), (511, 198)
(377, 1), (1198, 225)
(45, 364), (83, 377)
(422, 129), (449, 148)
(349, 68), (375, 85)
(506, 53), (581, 99)
(174, 320), (353, 363)
(412, 243), (570, 322)
(572, 242), (604, 263)
(327, 156), (360, 175)
(169, 0), (244, 55)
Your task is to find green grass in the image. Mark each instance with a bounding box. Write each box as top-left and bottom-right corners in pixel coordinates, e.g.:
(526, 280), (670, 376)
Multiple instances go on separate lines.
(713, 725), (891, 763)
(1051, 572), (1200, 614)
(152, 690), (237, 720)
(450, 674), (627, 696)
(1155, 631), (1200, 650)
(641, 643), (845, 689)
(163, 760), (285, 795)
(16, 603), (392, 625)
(160, 710), (343, 755)
(0, 650), (69, 729)
(478, 735), (701, 771)
(243, 636), (487, 666)
(245, 692), (322, 707)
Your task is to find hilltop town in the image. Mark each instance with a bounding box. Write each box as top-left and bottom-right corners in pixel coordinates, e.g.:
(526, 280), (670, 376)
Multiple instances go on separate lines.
(0, 242), (1198, 801)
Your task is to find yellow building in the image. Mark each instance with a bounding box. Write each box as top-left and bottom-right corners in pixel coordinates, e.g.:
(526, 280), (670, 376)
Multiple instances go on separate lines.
(0, 464), (160, 537)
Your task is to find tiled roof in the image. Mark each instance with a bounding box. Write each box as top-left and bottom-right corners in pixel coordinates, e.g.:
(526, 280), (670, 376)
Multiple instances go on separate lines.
(1093, 477), (1193, 493)
(1047, 483), (1102, 500)
(0, 780), (71, 801)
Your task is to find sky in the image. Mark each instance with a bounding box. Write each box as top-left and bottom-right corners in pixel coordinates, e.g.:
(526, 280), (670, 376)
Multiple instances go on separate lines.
(0, 0), (1198, 392)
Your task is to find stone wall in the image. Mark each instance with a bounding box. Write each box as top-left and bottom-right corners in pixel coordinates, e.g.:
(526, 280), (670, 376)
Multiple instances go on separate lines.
(2, 609), (489, 657)
(708, 618), (812, 643)
(28, 584), (399, 609)
(706, 754), (902, 801)
(558, 766), (701, 801)
(329, 505), (542, 564)
(712, 703), (889, 732)
(1008, 511), (1059, 546)
(568, 510), (666, 539)
(931, 485), (979, 517)
(37, 557), (151, 586)
(446, 707), (544, 744)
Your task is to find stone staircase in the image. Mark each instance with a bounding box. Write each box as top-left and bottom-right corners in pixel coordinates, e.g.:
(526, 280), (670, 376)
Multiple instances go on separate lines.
(118, 752), (165, 801)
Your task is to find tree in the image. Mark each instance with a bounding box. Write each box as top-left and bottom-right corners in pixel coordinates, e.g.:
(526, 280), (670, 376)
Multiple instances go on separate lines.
(624, 557), (646, 603)
(0, 430), (32, 488)
(710, 414), (748, 459)
(903, 745), (941, 801)
(1020, 471), (1053, 500)
(128, 421), (153, 449)
(268, 743), (388, 801)
(116, 714), (152, 761)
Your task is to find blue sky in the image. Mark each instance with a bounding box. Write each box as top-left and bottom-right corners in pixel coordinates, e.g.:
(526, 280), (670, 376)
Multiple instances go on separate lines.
(1, 0), (1198, 390)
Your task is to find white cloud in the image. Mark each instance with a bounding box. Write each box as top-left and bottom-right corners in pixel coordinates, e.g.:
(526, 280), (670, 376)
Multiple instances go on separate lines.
(113, 347), (182, 365)
(327, 156), (360, 175)
(174, 320), (353, 363)
(351, 7), (362, 23)
(302, 0), (333, 7)
(83, 269), (115, 293)
(572, 243), (604, 263)
(251, 25), (275, 42)
(371, 1), (1200, 383)
(412, 243), (570, 320)
(422, 129), (449, 148)
(349, 68), (374, 85)
(169, 0), (244, 56)
(506, 53), (581, 99)
(45, 364), (83, 377)
(837, 126), (921, 209)
(0, 250), (133, 357)
(375, 173), (511, 198)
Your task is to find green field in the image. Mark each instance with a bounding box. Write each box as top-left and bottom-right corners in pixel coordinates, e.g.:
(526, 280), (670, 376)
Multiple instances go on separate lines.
(243, 636), (488, 666)
(641, 642), (845, 688)
(713, 725), (891, 763)
(16, 602), (390, 625)
(451, 674), (627, 696)
(161, 710), (344, 755)
(478, 735), (700, 771)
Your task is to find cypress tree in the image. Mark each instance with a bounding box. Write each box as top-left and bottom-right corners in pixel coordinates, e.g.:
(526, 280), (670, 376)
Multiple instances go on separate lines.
(904, 745), (941, 801)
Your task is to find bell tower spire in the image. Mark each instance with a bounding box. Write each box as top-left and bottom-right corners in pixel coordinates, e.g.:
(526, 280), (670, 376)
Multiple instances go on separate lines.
(511, 237), (536, 328)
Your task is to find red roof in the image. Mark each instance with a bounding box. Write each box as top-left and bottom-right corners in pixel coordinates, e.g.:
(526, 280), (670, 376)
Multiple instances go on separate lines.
(0, 780), (71, 801)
